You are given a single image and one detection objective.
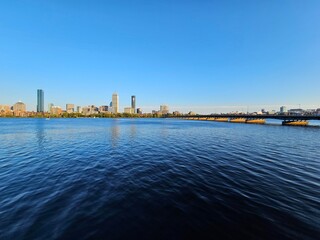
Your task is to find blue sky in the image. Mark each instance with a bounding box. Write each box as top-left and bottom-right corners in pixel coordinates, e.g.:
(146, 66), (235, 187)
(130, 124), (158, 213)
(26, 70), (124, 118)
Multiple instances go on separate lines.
(0, 0), (319, 113)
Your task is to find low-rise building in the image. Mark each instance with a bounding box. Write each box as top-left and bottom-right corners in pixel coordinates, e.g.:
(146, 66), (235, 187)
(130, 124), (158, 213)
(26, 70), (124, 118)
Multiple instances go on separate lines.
(82, 105), (98, 115)
(66, 104), (75, 113)
(0, 105), (12, 115)
(124, 107), (134, 114)
(51, 106), (62, 115)
(288, 108), (304, 115)
(160, 105), (169, 114)
(13, 101), (26, 116)
(48, 103), (54, 113)
(173, 111), (181, 116)
(268, 110), (276, 115)
(76, 106), (82, 113)
(99, 105), (109, 112)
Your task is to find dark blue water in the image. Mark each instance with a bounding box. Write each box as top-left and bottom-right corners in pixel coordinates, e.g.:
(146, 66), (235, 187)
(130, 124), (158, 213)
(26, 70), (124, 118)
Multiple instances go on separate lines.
(0, 118), (319, 240)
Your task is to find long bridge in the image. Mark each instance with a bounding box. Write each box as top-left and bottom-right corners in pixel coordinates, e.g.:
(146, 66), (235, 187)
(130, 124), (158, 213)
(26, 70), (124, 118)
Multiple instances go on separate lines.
(168, 114), (320, 126)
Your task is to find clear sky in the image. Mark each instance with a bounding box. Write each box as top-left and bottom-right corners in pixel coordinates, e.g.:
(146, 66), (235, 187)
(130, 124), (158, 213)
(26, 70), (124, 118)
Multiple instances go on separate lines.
(0, 0), (319, 113)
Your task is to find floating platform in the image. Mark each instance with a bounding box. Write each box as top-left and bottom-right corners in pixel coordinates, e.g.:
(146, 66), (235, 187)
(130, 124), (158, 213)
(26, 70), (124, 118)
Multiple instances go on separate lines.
(246, 119), (266, 124)
(282, 121), (308, 126)
(230, 118), (246, 123)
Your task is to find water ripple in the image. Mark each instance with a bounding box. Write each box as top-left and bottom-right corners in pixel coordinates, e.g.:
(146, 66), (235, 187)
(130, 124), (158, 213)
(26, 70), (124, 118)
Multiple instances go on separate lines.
(0, 118), (319, 239)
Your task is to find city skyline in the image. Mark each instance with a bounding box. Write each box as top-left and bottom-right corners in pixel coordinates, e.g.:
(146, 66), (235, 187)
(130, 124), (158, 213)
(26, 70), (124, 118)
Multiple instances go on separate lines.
(1, 1), (320, 114)
(1, 89), (320, 115)
(1, 88), (320, 114)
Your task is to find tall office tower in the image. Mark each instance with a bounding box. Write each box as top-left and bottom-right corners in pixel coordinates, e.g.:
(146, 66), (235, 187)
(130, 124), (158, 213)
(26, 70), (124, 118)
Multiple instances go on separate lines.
(112, 93), (119, 113)
(131, 95), (136, 113)
(37, 89), (44, 112)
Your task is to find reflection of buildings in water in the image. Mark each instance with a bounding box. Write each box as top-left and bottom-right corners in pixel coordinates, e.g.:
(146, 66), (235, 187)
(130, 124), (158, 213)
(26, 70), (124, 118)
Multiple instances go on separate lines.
(111, 120), (120, 147)
(160, 124), (169, 138)
(130, 123), (136, 139)
(35, 119), (46, 148)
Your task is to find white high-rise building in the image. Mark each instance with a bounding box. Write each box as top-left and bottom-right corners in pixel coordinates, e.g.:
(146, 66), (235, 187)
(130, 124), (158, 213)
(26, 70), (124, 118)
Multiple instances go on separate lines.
(280, 106), (287, 114)
(112, 93), (119, 113)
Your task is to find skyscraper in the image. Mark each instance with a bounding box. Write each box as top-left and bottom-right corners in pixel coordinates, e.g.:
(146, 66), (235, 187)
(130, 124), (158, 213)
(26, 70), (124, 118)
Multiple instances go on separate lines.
(37, 89), (44, 112)
(131, 95), (136, 113)
(112, 93), (119, 113)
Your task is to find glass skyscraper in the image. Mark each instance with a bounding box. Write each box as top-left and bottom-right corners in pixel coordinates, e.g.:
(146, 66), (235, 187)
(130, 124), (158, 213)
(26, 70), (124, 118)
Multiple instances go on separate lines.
(131, 95), (136, 113)
(37, 89), (44, 112)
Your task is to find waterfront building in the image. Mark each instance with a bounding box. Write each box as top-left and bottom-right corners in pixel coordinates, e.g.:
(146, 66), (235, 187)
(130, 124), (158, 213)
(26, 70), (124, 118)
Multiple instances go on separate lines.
(160, 105), (169, 114)
(51, 106), (62, 115)
(48, 103), (54, 113)
(268, 110), (276, 115)
(37, 89), (44, 112)
(76, 106), (82, 113)
(124, 107), (134, 114)
(66, 104), (75, 113)
(82, 105), (99, 115)
(280, 106), (287, 114)
(288, 108), (304, 115)
(13, 101), (26, 116)
(305, 109), (316, 115)
(173, 111), (181, 116)
(131, 96), (136, 113)
(112, 93), (119, 113)
(0, 105), (12, 115)
(137, 108), (142, 114)
(99, 105), (109, 112)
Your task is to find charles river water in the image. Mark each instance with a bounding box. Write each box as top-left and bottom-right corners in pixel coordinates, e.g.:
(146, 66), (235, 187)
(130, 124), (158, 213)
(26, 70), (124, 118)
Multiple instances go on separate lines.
(0, 118), (319, 240)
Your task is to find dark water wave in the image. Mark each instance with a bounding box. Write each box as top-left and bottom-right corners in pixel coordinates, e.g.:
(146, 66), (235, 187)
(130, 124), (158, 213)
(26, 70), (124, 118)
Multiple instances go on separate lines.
(0, 119), (319, 239)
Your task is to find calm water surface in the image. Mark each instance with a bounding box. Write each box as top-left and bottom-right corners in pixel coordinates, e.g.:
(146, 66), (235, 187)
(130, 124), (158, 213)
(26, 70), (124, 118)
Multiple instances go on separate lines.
(0, 118), (319, 239)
